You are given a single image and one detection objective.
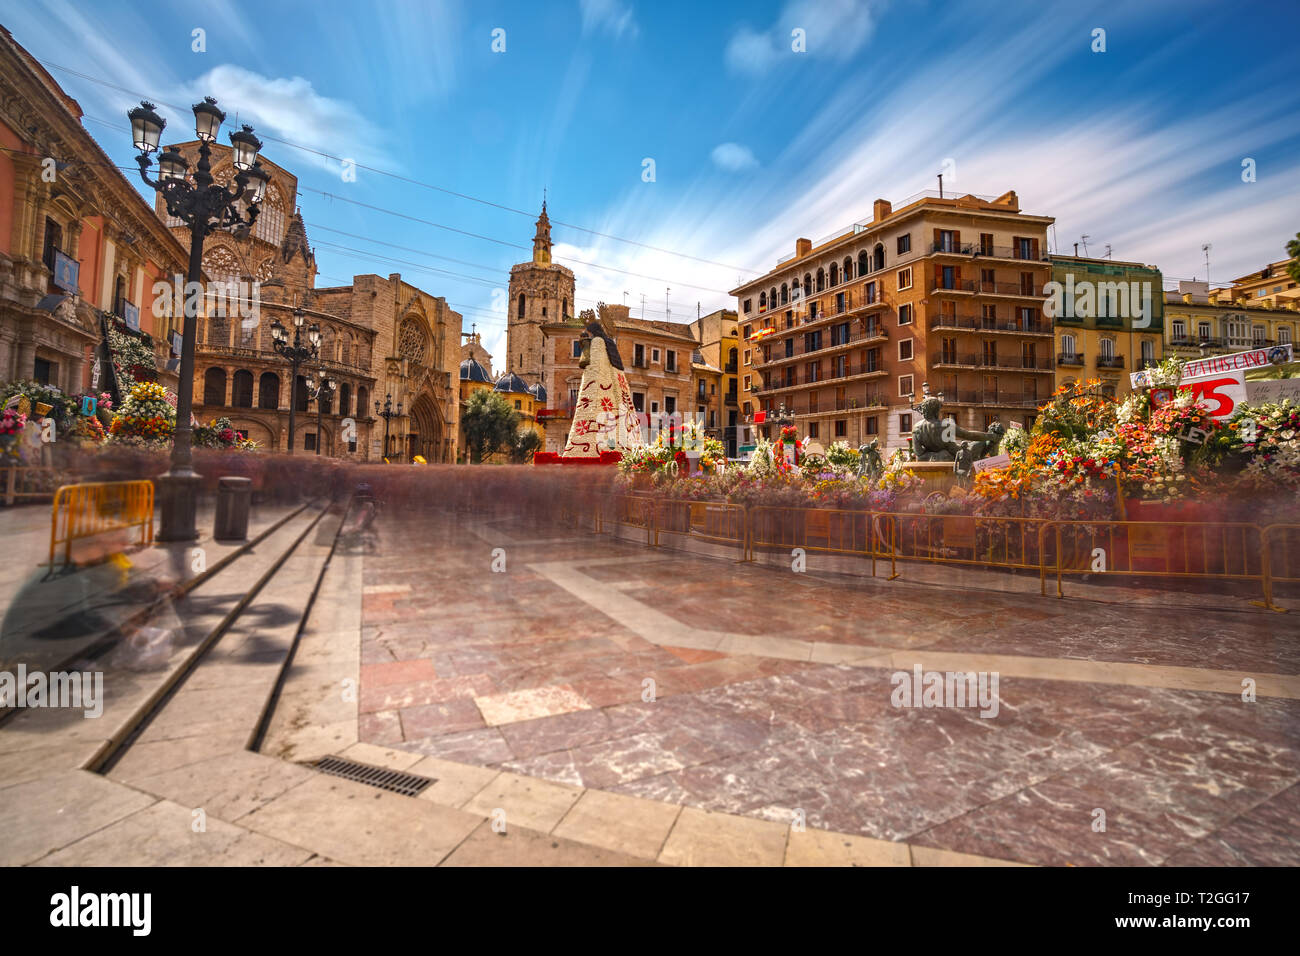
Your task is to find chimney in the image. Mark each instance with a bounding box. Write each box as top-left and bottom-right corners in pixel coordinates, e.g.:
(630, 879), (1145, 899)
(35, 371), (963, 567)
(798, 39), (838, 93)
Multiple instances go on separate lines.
(873, 199), (892, 222)
(795, 238), (812, 258)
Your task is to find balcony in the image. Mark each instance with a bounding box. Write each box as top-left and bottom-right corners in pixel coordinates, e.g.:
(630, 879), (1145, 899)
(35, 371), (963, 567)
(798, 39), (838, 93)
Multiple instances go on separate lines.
(724, 361), (738, 374)
(788, 392), (887, 416)
(931, 279), (1044, 298)
(759, 326), (889, 366)
(929, 314), (1052, 336)
(933, 354), (1055, 372)
(756, 362), (888, 392)
(1057, 352), (1085, 366)
(1096, 355), (1125, 369)
(725, 392), (738, 406)
(944, 390), (1045, 409)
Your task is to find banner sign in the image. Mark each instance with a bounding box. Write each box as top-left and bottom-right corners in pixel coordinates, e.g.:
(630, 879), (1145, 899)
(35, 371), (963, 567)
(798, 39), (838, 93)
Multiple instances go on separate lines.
(1246, 379), (1300, 404)
(973, 453), (1011, 473)
(123, 301), (141, 332)
(1130, 344), (1294, 390)
(52, 249), (79, 293)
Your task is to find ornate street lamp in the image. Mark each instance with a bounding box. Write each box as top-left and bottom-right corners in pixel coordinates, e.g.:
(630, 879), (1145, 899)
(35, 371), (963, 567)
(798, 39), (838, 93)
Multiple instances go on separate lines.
(128, 96), (266, 541)
(374, 393), (403, 461)
(270, 304), (321, 454)
(307, 370), (336, 456)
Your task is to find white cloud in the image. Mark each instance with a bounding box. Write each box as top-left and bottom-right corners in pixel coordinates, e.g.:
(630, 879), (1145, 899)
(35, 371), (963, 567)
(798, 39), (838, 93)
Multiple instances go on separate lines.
(711, 143), (759, 172)
(172, 65), (389, 174)
(726, 0), (886, 74)
(579, 0), (638, 39)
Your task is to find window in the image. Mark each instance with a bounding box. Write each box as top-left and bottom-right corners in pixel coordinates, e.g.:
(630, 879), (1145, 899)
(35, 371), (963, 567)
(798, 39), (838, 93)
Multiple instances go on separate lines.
(514, 400), (522, 409)
(1099, 338), (1114, 360)
(866, 416), (878, 435)
(1279, 326), (1293, 345)
(294, 375), (310, 413)
(936, 229), (956, 252)
(1022, 342), (1037, 368)
(864, 281), (877, 305)
(232, 370), (254, 407)
(743, 349), (751, 366)
(898, 339), (913, 361)
(899, 413), (912, 433)
(983, 341), (998, 366)
(807, 421), (819, 438)
(569, 388), (579, 407)
(541, 306), (547, 317)
(634, 344), (645, 366)
(743, 374), (751, 391)
(258, 372), (280, 409)
(898, 304), (913, 325)
(979, 233), (993, 255)
(1141, 339), (1155, 365)
(835, 420), (847, 437)
(744, 324), (752, 340)
(897, 268), (913, 291)
(858, 251), (869, 277)
(896, 234), (910, 255)
(829, 263), (839, 287)
(759, 292), (767, 310)
(743, 298), (752, 314)
(899, 374), (913, 397)
(1253, 326), (1266, 345)
(34, 357), (55, 385)
(304, 433), (317, 452)
(203, 367), (227, 406)
(941, 336), (957, 364)
(650, 400), (660, 414)
(1061, 333), (1077, 356)
(1198, 321), (1212, 340)
(666, 351), (677, 372)
(1172, 319), (1186, 340)
(780, 283), (789, 304)
(340, 383), (352, 418)
(784, 338), (794, 358)
(572, 339), (583, 358)
(517, 293), (525, 318)
(652, 348), (661, 363)
(632, 392), (644, 412)
(42, 218), (63, 271)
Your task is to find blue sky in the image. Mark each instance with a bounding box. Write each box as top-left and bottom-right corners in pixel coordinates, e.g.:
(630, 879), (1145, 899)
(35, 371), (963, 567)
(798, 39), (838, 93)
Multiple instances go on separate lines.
(3, 0), (1299, 365)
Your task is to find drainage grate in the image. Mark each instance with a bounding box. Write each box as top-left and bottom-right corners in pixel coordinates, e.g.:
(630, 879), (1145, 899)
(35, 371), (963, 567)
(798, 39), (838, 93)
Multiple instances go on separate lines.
(314, 756), (435, 797)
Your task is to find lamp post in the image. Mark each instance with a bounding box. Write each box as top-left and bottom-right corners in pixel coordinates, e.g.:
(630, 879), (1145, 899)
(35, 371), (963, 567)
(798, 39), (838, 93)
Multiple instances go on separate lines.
(307, 370), (336, 456)
(374, 393), (403, 461)
(128, 97), (271, 541)
(270, 305), (321, 454)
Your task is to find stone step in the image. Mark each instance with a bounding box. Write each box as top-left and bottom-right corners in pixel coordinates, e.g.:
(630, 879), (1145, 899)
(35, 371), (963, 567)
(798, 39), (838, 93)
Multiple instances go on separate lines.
(0, 503), (331, 788)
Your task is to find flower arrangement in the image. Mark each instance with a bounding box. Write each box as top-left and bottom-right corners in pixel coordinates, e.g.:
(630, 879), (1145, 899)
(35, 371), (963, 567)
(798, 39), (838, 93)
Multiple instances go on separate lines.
(0, 408), (26, 437)
(108, 380), (176, 446)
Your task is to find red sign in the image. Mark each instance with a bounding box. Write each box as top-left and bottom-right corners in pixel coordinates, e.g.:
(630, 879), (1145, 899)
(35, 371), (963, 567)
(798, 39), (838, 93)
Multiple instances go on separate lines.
(753, 410), (767, 424)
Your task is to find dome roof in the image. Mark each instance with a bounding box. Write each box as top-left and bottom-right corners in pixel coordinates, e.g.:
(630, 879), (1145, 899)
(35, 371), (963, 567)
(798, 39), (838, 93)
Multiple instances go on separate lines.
(494, 372), (531, 394)
(529, 382), (547, 403)
(459, 357), (491, 383)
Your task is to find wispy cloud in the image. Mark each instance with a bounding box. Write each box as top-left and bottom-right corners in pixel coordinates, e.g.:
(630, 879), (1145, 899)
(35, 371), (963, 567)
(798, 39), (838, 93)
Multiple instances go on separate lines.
(726, 0), (886, 74)
(579, 0), (639, 39)
(711, 143), (759, 172)
(172, 65), (390, 174)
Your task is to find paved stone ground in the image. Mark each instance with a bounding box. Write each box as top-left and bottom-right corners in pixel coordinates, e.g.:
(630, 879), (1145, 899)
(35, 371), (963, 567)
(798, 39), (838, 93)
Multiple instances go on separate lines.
(359, 506), (1300, 867)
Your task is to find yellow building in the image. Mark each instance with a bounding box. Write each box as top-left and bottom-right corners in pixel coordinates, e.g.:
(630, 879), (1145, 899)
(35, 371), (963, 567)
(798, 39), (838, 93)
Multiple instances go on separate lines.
(455, 361), (544, 462)
(1163, 281), (1299, 375)
(1226, 260), (1300, 309)
(687, 309), (740, 456)
(1049, 255), (1164, 397)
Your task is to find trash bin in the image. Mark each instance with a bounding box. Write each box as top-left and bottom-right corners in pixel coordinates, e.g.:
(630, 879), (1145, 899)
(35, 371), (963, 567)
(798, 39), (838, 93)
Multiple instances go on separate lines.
(214, 476), (252, 541)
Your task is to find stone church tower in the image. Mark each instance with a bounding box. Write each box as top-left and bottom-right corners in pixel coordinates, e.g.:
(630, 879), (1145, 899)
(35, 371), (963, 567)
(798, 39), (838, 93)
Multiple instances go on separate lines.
(507, 202), (575, 376)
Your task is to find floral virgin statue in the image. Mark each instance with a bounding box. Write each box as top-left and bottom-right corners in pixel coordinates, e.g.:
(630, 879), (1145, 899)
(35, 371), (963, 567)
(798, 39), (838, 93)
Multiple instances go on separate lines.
(561, 307), (644, 458)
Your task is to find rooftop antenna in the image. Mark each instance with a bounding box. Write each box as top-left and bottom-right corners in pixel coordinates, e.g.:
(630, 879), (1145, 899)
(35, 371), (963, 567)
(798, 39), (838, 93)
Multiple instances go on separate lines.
(937, 171), (944, 199)
(1104, 244), (1112, 260)
(641, 292), (646, 319)
(1073, 242), (1079, 256)
(1080, 234), (1091, 257)
(1202, 243), (1212, 286)
(666, 287), (671, 322)
(623, 290), (629, 306)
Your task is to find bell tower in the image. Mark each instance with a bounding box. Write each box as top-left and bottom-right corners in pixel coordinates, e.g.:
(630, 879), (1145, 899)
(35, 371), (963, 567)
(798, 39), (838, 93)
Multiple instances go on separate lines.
(506, 199), (575, 376)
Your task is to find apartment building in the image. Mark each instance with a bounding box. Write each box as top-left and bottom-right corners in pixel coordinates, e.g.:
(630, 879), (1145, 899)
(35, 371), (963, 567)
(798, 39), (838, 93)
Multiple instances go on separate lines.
(1164, 280), (1299, 369)
(686, 308), (739, 456)
(1226, 259), (1300, 309)
(538, 303), (695, 452)
(731, 190), (1056, 452)
(1049, 254), (1164, 397)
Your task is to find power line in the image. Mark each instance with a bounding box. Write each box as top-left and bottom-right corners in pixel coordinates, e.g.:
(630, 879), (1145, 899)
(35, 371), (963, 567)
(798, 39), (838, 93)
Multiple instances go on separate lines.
(82, 114), (735, 296)
(40, 57), (759, 274)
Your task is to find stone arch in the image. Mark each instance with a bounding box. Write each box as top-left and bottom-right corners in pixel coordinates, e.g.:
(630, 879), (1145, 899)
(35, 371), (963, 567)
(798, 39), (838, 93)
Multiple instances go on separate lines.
(203, 367), (227, 406)
(408, 390), (445, 462)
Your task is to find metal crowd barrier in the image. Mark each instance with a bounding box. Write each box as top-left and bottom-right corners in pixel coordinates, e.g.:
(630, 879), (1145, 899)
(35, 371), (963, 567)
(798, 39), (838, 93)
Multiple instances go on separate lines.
(49, 480), (155, 566)
(592, 495), (1297, 610)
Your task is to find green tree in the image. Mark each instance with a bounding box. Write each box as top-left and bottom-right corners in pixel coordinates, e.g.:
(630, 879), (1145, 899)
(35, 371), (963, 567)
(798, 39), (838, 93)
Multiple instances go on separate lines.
(1287, 232), (1300, 285)
(461, 388), (518, 463)
(509, 426), (544, 463)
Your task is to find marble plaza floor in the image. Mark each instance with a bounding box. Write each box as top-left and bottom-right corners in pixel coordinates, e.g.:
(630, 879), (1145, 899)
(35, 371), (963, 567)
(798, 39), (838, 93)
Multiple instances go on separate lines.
(357, 507), (1300, 867)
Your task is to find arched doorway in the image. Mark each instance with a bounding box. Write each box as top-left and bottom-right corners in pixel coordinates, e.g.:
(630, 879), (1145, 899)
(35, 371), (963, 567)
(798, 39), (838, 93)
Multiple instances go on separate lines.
(407, 392), (445, 462)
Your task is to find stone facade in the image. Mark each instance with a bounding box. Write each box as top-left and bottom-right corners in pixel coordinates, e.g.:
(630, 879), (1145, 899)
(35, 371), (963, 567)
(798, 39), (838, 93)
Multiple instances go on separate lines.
(507, 202), (574, 376)
(0, 27), (189, 396)
(153, 141), (461, 460)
